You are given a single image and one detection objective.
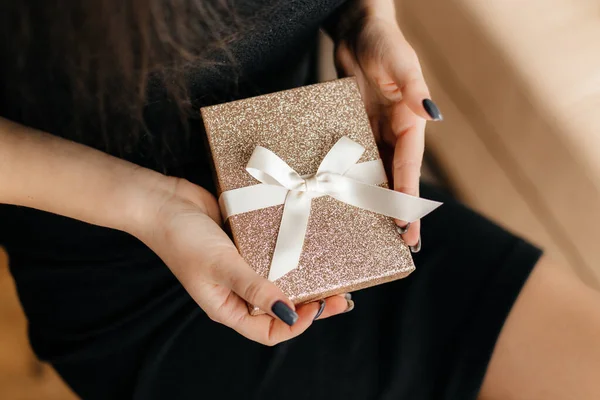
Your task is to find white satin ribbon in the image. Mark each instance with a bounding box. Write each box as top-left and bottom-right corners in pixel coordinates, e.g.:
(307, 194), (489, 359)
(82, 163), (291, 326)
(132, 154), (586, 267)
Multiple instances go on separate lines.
(219, 137), (442, 282)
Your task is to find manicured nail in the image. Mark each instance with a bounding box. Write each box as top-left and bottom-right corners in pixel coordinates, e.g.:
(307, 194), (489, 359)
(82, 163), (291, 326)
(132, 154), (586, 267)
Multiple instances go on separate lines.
(410, 235), (422, 253)
(313, 299), (326, 320)
(422, 99), (443, 121)
(396, 222), (411, 235)
(343, 293), (352, 301)
(344, 299), (355, 313)
(271, 301), (298, 326)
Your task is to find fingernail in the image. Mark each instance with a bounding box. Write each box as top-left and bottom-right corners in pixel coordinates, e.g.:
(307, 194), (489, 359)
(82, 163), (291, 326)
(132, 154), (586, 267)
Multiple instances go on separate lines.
(396, 222), (411, 235)
(422, 99), (443, 121)
(344, 299), (355, 313)
(271, 301), (299, 326)
(410, 235), (422, 253)
(313, 299), (326, 320)
(343, 293), (352, 301)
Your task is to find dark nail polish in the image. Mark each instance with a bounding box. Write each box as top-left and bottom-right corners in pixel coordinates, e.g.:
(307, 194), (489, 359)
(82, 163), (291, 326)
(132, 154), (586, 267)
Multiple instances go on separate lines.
(344, 299), (355, 313)
(313, 299), (326, 320)
(410, 235), (422, 254)
(422, 99), (443, 121)
(396, 222), (411, 235)
(272, 301), (299, 326)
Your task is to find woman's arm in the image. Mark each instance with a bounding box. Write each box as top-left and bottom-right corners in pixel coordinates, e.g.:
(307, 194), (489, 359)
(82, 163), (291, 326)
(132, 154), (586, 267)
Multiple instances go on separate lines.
(322, 0), (442, 248)
(0, 116), (349, 343)
(0, 117), (174, 237)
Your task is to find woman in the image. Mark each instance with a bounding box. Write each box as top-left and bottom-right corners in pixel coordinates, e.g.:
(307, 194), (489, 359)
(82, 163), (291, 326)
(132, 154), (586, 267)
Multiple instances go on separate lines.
(1, 0), (599, 399)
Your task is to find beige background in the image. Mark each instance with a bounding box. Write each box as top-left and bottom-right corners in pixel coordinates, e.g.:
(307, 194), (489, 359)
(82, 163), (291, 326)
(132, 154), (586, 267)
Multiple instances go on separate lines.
(396, 0), (600, 289)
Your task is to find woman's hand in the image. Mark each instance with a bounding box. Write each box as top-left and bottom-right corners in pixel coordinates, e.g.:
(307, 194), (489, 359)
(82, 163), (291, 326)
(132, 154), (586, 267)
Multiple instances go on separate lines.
(138, 178), (350, 346)
(328, 2), (442, 247)
(0, 117), (348, 346)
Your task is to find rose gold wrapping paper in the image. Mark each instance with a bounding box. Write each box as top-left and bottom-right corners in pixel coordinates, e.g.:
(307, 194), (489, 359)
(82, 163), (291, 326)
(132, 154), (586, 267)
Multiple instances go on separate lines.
(201, 78), (415, 312)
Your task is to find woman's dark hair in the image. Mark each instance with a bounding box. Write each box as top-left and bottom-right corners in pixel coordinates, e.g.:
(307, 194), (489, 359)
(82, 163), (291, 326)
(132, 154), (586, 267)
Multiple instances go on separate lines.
(0, 0), (250, 168)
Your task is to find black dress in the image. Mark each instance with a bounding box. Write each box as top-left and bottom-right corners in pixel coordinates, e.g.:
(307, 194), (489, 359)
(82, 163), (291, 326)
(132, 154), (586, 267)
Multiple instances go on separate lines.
(0, 1), (542, 399)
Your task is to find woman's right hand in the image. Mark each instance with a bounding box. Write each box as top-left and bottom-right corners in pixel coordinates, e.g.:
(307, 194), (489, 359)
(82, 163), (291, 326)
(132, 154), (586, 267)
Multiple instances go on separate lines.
(139, 177), (350, 346)
(0, 118), (346, 346)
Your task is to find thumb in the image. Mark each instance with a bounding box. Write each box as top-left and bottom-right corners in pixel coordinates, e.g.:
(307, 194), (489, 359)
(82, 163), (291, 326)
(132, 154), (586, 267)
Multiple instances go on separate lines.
(390, 65), (442, 122)
(210, 250), (298, 326)
(383, 46), (442, 121)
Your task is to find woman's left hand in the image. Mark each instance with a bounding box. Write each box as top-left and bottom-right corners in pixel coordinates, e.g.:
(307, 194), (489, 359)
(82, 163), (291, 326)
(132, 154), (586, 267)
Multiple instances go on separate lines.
(330, 5), (442, 247)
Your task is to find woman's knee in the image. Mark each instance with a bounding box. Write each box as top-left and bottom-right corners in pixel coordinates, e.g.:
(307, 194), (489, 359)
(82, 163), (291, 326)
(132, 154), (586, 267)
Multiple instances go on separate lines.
(479, 256), (600, 400)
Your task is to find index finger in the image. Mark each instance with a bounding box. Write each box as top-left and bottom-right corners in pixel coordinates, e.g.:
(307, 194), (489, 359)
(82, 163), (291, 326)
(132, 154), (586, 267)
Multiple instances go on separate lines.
(379, 28), (442, 122)
(198, 287), (321, 346)
(390, 102), (426, 246)
(206, 249), (346, 345)
(388, 62), (442, 122)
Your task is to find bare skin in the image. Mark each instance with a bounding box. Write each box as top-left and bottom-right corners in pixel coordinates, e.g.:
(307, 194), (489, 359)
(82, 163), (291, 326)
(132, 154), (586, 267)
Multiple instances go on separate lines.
(330, 6), (600, 395)
(480, 257), (600, 400)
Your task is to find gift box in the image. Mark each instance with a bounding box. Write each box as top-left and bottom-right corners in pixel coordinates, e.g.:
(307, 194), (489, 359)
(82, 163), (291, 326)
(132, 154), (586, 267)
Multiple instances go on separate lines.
(201, 77), (440, 313)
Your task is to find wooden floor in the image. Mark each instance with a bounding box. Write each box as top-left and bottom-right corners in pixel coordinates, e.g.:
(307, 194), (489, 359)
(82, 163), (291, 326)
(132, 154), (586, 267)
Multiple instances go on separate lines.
(0, 248), (78, 400)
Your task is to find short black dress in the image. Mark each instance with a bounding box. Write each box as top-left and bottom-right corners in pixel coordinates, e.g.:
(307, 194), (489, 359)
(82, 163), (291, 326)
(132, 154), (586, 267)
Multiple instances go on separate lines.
(0, 1), (542, 399)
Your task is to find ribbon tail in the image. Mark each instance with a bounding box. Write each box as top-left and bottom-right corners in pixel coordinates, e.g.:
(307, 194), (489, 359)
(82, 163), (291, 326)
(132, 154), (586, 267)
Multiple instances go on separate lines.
(219, 184), (289, 220)
(328, 175), (442, 222)
(268, 191), (312, 282)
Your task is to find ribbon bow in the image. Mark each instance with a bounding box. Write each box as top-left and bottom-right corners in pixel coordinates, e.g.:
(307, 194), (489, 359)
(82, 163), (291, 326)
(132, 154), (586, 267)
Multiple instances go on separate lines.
(219, 137), (442, 281)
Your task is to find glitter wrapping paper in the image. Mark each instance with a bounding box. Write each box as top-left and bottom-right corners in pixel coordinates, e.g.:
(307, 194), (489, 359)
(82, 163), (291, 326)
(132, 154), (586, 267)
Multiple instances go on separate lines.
(201, 78), (415, 312)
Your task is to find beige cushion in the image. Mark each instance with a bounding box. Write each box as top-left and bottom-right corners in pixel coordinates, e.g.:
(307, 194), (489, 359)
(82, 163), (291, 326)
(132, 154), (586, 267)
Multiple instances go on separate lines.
(398, 0), (600, 287)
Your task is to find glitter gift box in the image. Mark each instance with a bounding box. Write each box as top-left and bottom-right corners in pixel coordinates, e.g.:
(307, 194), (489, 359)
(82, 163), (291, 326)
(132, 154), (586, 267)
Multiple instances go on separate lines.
(201, 78), (434, 313)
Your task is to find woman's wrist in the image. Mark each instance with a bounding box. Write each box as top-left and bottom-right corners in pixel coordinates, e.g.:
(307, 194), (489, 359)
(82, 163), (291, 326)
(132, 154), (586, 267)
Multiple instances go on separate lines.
(127, 173), (222, 249)
(116, 167), (179, 241)
(323, 0), (397, 42)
